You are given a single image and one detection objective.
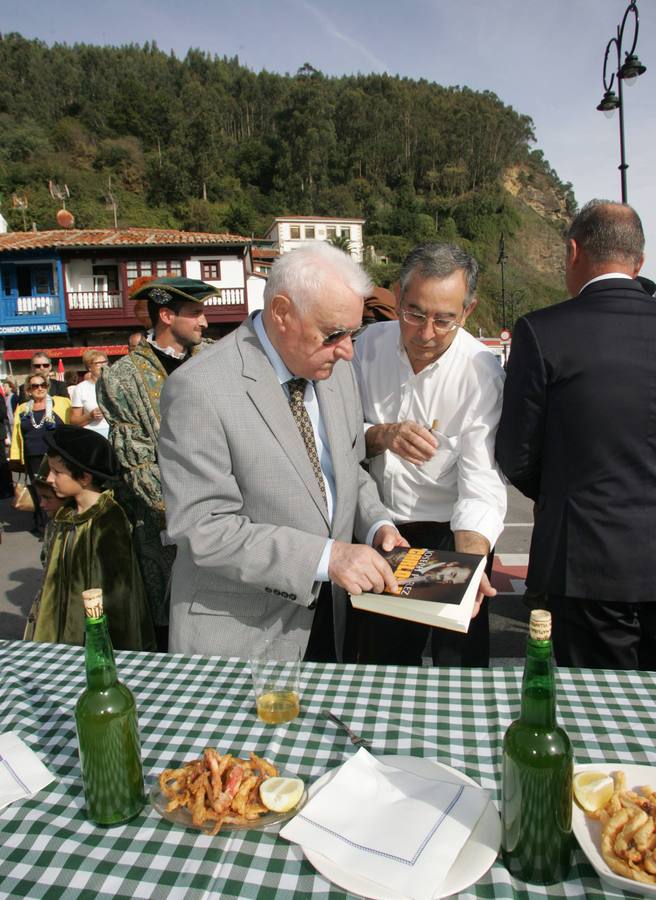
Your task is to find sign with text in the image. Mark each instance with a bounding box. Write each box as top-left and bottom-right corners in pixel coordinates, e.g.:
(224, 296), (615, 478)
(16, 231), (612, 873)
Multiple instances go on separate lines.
(0, 323), (68, 336)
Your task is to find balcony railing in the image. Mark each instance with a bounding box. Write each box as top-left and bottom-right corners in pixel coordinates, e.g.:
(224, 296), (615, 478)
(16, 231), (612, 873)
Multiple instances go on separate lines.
(205, 288), (245, 306)
(5, 295), (61, 317)
(67, 291), (124, 310)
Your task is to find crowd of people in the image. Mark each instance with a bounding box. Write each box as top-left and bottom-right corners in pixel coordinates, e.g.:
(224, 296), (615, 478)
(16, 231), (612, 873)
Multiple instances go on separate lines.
(0, 198), (653, 672)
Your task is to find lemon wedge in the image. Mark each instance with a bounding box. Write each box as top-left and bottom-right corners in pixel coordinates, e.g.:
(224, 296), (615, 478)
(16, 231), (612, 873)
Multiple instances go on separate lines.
(573, 771), (614, 813)
(260, 776), (305, 813)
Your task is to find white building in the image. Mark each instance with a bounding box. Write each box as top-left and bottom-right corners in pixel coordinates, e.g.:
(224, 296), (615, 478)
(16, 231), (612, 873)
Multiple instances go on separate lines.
(264, 216), (365, 262)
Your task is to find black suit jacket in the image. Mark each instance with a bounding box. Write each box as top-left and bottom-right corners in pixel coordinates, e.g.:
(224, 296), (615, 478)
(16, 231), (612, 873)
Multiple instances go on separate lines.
(496, 277), (656, 603)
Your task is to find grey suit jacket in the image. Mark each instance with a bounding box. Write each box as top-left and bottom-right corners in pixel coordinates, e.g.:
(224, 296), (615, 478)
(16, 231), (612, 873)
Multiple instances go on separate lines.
(158, 315), (390, 659)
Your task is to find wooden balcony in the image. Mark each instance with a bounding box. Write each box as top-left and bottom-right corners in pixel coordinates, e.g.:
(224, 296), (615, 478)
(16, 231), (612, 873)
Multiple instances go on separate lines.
(65, 287), (248, 328)
(67, 290), (123, 311)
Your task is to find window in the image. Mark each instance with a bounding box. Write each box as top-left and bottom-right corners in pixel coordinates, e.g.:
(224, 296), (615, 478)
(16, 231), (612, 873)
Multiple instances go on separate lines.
(93, 266), (119, 292)
(33, 268), (51, 295)
(326, 227), (336, 239)
(289, 226), (301, 239)
(201, 260), (221, 281)
(304, 226), (315, 239)
(17, 267), (32, 296)
(1, 269), (11, 296)
(340, 227), (351, 240)
(125, 260), (182, 287)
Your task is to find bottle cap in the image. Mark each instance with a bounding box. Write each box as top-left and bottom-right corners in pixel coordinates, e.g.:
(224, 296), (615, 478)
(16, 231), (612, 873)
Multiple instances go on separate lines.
(529, 608), (551, 640)
(82, 588), (104, 619)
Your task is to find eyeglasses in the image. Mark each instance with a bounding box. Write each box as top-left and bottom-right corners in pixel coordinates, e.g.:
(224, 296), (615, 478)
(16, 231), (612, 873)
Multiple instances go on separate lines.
(90, 360), (108, 366)
(32, 362), (51, 369)
(29, 382), (47, 389)
(400, 304), (461, 334)
(322, 324), (367, 346)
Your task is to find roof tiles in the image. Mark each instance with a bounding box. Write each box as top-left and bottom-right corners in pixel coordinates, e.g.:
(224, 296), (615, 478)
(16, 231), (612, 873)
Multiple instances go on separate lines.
(0, 227), (251, 253)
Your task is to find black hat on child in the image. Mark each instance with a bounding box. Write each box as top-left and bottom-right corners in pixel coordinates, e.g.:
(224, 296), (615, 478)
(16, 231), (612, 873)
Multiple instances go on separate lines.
(44, 425), (120, 483)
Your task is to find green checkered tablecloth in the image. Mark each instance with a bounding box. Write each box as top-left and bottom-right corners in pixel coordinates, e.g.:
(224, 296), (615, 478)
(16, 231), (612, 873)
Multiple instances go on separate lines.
(1, 639), (654, 899)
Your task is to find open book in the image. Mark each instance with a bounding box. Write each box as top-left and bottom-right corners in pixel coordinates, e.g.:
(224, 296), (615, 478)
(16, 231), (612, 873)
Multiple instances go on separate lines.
(349, 546), (486, 633)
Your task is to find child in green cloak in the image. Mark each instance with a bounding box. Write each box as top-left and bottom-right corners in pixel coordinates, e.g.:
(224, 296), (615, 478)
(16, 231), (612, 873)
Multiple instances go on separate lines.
(30, 425), (156, 651)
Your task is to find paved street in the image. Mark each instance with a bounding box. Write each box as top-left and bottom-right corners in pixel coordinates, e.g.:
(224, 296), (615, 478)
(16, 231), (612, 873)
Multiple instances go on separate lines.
(0, 487), (535, 662)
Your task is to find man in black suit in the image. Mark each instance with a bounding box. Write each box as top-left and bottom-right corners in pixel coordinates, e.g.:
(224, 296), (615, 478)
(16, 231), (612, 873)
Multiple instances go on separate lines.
(17, 352), (69, 403)
(496, 199), (655, 670)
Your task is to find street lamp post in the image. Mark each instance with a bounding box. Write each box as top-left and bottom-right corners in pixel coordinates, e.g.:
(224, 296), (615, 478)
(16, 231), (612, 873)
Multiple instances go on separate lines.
(497, 233), (507, 330)
(596, 0), (647, 203)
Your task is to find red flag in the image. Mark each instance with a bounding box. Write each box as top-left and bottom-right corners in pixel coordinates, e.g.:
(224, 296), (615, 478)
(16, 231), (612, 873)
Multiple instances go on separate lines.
(56, 358), (65, 381)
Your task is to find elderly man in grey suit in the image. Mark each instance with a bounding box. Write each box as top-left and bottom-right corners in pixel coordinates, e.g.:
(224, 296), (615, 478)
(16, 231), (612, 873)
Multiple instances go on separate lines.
(158, 243), (406, 660)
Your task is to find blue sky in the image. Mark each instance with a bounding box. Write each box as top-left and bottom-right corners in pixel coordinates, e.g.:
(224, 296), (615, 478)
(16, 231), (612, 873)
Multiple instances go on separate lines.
(4, 0), (654, 279)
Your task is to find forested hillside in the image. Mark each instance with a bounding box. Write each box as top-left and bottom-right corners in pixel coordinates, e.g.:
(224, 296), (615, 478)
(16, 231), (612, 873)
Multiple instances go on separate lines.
(0, 34), (576, 331)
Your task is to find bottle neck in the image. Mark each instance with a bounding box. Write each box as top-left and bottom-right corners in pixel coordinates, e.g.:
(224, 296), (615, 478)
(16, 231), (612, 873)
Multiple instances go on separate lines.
(84, 615), (118, 690)
(519, 637), (556, 728)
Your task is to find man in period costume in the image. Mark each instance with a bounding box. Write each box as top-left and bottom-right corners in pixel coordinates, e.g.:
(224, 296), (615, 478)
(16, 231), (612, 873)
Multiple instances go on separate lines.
(496, 200), (655, 670)
(158, 243), (406, 661)
(97, 276), (217, 650)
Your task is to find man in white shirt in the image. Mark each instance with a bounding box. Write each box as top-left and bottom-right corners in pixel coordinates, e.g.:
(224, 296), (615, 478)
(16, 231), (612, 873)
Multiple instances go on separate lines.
(353, 242), (507, 666)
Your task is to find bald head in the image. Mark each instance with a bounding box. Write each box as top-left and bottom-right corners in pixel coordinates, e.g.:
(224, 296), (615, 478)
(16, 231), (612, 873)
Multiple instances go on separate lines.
(565, 200), (644, 295)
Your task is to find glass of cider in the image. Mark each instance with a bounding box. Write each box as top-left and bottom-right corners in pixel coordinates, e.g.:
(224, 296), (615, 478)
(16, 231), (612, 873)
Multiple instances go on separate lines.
(250, 639), (301, 724)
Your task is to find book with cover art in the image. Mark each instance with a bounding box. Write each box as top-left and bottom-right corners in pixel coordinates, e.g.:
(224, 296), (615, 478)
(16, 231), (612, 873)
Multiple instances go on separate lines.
(349, 546), (486, 633)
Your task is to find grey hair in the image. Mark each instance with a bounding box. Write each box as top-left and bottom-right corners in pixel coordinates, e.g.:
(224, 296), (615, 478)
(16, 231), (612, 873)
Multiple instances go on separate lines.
(567, 200), (644, 266)
(264, 242), (372, 312)
(399, 242), (479, 309)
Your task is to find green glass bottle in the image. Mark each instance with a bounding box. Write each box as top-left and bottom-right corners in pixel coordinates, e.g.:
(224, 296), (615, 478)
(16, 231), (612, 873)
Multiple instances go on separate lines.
(75, 588), (145, 826)
(501, 609), (573, 884)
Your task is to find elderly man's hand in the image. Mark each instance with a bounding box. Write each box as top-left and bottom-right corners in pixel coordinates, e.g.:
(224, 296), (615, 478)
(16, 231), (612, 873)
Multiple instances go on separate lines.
(329, 540), (400, 596)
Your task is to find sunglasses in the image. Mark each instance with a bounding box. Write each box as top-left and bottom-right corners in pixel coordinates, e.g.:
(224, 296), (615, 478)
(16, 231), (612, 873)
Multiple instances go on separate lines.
(32, 363), (51, 369)
(29, 382), (48, 389)
(322, 324), (367, 346)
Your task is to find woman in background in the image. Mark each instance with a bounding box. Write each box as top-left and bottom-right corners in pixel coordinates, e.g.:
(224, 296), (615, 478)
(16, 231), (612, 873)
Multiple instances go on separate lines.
(10, 374), (70, 535)
(70, 350), (110, 439)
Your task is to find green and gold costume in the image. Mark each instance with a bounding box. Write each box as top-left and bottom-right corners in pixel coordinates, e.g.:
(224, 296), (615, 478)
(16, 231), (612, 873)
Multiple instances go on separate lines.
(96, 340), (208, 627)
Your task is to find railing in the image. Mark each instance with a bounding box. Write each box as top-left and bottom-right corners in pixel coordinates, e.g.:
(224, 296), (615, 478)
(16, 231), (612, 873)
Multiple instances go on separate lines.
(67, 291), (124, 310)
(205, 288), (245, 306)
(11, 295), (60, 316)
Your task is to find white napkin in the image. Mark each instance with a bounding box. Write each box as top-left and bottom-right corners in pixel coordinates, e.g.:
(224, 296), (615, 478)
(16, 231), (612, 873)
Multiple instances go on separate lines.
(0, 732), (56, 810)
(281, 749), (489, 900)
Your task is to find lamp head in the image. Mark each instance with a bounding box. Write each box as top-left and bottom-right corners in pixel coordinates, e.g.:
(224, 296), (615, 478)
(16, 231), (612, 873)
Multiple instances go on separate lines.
(597, 89), (620, 117)
(619, 53), (646, 85)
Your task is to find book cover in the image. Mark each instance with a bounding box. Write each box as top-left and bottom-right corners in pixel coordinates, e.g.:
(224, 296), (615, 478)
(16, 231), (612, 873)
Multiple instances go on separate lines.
(349, 546), (486, 633)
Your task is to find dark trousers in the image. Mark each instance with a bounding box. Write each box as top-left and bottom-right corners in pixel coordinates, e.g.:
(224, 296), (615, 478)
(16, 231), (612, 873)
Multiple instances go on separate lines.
(354, 522), (491, 667)
(25, 454), (47, 531)
(303, 581), (338, 663)
(548, 594), (656, 671)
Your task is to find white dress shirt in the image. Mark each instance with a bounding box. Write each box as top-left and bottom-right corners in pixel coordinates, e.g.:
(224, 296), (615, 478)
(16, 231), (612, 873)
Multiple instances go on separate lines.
(353, 322), (507, 546)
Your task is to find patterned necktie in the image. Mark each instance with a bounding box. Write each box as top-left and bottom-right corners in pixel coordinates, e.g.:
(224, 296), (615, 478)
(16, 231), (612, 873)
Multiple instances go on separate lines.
(286, 377), (327, 505)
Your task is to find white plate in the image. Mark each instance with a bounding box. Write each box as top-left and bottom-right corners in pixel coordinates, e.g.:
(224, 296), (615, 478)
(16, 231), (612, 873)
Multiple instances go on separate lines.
(572, 763), (656, 897)
(301, 755), (500, 900)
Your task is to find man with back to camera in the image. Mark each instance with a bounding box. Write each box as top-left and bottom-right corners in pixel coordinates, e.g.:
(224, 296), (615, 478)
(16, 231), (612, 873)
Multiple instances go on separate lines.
(496, 200), (656, 670)
(352, 242), (506, 666)
(97, 275), (216, 650)
(158, 243), (407, 661)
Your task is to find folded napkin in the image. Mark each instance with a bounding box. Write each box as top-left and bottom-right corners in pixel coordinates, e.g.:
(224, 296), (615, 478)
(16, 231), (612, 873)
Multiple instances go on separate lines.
(0, 732), (55, 811)
(281, 749), (489, 900)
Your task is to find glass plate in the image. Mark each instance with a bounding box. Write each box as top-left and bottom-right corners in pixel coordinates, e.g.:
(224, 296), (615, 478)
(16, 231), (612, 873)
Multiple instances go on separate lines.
(150, 778), (307, 835)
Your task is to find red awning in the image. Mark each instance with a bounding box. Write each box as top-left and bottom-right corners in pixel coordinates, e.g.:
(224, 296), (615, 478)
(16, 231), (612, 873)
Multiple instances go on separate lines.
(2, 345), (127, 361)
